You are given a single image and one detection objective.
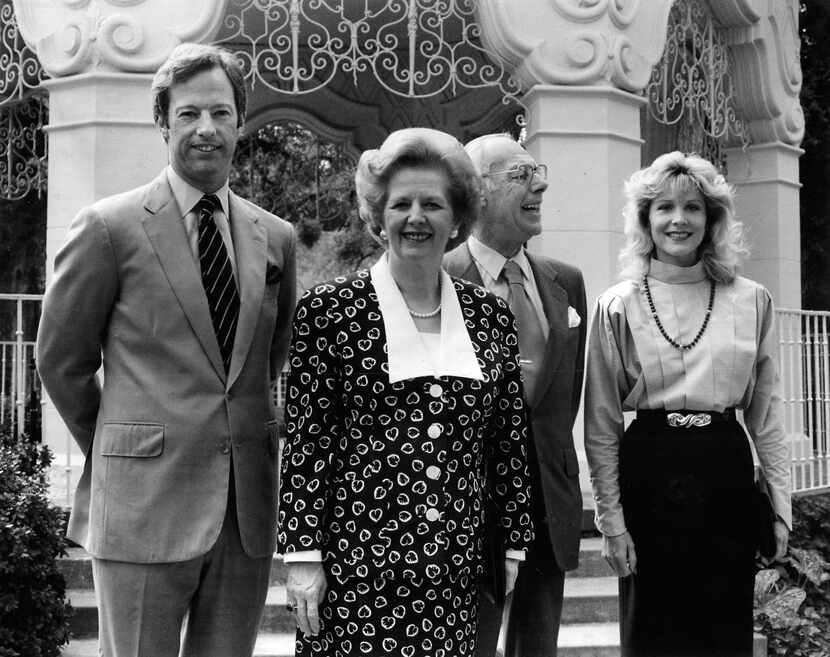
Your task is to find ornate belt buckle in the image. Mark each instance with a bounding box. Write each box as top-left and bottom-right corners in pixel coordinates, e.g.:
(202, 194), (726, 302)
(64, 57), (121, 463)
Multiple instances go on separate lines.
(666, 412), (712, 428)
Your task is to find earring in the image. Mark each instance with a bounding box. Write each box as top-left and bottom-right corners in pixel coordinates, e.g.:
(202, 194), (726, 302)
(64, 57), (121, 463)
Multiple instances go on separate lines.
(450, 227), (459, 239)
(379, 229), (387, 240)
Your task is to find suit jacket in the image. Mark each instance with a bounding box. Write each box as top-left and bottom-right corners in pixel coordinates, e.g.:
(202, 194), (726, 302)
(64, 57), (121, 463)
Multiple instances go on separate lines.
(36, 170), (296, 563)
(444, 242), (587, 571)
(277, 270), (534, 582)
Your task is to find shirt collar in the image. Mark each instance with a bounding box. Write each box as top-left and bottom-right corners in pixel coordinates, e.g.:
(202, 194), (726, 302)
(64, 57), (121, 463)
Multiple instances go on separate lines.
(648, 257), (708, 284)
(468, 234), (533, 281)
(370, 255), (483, 384)
(166, 165), (230, 219)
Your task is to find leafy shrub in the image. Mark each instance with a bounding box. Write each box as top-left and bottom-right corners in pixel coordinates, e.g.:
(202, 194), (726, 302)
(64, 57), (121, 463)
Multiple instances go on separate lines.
(0, 431), (71, 657)
(754, 494), (830, 657)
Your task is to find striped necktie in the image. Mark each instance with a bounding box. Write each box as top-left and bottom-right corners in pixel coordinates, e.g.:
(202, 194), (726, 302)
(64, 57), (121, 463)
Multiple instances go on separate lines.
(196, 194), (239, 374)
(502, 259), (546, 403)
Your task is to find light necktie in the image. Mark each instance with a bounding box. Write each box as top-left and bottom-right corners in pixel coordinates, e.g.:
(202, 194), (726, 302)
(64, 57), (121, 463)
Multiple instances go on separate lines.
(502, 260), (546, 402)
(196, 194), (239, 374)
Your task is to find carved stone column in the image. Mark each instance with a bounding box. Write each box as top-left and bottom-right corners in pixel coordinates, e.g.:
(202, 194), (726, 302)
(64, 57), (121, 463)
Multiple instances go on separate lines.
(720, 0), (804, 308)
(13, 0), (228, 464)
(476, 0), (803, 309)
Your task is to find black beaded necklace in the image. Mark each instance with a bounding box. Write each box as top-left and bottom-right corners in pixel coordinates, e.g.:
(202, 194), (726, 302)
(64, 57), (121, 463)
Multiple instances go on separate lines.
(642, 274), (716, 350)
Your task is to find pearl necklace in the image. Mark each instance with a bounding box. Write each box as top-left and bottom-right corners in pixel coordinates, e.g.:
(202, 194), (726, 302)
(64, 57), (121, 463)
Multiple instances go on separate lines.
(642, 274), (715, 351)
(408, 303), (442, 319)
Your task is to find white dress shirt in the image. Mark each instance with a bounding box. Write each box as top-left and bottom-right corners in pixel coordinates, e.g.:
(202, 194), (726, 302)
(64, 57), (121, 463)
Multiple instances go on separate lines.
(466, 235), (549, 341)
(166, 166), (238, 284)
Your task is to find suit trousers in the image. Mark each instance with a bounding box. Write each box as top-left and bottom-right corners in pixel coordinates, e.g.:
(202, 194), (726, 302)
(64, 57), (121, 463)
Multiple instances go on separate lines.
(92, 475), (272, 657)
(476, 529), (566, 657)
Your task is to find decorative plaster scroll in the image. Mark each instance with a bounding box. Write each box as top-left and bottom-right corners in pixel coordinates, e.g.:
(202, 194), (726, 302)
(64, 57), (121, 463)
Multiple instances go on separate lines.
(717, 0), (804, 145)
(11, 0), (229, 76)
(476, 0), (674, 92)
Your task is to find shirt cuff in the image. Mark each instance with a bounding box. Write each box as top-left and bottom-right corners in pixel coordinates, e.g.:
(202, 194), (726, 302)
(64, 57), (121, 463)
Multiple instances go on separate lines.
(282, 550), (323, 562)
(505, 549), (526, 561)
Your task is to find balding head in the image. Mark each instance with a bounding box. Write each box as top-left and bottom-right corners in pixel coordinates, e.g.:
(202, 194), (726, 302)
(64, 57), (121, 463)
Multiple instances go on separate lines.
(463, 133), (548, 257)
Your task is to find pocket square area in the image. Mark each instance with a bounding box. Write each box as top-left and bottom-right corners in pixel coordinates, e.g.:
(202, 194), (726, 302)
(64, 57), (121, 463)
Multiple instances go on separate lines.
(568, 306), (581, 328)
(265, 264), (283, 284)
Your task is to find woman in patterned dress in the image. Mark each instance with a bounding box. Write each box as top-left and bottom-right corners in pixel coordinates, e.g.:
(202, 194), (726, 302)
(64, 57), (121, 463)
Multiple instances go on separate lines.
(277, 127), (534, 657)
(584, 151), (791, 657)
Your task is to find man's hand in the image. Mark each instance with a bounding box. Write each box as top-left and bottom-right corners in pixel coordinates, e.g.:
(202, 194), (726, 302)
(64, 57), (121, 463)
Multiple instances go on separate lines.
(286, 562), (327, 637)
(602, 531), (637, 577)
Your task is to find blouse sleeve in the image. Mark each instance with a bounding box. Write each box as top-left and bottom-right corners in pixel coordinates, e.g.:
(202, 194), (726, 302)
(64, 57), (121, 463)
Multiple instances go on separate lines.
(744, 287), (792, 529)
(277, 288), (342, 554)
(584, 293), (630, 537)
(490, 303), (535, 551)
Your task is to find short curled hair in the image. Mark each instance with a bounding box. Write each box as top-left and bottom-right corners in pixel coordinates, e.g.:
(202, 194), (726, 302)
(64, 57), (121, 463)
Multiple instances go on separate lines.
(354, 128), (480, 252)
(619, 151), (748, 284)
(151, 43), (247, 130)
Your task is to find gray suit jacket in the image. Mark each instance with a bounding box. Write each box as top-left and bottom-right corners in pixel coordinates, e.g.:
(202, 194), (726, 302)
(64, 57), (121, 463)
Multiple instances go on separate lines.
(37, 170), (296, 562)
(444, 241), (586, 571)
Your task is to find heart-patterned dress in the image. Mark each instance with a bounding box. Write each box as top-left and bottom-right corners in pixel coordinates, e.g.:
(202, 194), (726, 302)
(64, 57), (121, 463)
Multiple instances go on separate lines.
(278, 269), (534, 656)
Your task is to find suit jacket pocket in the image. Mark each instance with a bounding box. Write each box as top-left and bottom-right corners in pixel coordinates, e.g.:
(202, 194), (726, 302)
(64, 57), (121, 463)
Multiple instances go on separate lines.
(100, 423), (164, 457)
(265, 263), (283, 285)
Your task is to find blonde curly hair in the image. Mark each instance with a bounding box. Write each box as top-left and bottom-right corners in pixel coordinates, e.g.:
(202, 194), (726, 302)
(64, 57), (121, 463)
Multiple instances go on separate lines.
(618, 151), (749, 283)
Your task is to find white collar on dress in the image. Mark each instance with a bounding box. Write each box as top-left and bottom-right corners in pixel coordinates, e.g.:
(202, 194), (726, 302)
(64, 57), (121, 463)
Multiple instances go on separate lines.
(370, 256), (483, 384)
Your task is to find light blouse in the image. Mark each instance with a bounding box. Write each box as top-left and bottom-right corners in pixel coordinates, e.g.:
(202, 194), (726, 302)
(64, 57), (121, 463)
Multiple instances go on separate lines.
(584, 258), (792, 537)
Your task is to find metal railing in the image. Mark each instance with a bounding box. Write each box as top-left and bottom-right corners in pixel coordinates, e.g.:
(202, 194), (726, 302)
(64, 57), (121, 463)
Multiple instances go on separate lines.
(0, 293), (42, 439)
(2, 294), (829, 501)
(777, 309), (830, 496)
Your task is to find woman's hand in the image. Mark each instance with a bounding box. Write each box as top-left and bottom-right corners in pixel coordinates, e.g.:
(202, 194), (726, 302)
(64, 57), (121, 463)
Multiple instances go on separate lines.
(286, 562), (327, 637)
(602, 531), (637, 577)
(505, 558), (521, 596)
(773, 518), (790, 562)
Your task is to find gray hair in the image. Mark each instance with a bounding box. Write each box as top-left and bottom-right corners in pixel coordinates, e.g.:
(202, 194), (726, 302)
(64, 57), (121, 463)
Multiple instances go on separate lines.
(354, 127), (481, 251)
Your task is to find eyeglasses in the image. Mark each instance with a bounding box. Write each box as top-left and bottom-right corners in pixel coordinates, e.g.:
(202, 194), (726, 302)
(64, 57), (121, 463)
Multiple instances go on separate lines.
(483, 163), (548, 187)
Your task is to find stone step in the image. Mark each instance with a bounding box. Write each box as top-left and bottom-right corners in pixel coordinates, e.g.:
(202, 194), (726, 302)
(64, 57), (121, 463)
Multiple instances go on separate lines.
(57, 548), (291, 590)
(61, 628), (619, 657)
(569, 537), (615, 578)
(65, 576), (619, 638)
(62, 628), (767, 657)
(58, 537), (610, 590)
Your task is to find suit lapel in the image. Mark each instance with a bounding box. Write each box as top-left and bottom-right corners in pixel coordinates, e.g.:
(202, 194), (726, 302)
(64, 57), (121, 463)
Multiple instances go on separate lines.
(141, 172), (226, 381)
(226, 193), (267, 388)
(528, 254), (569, 409)
(445, 243), (484, 286)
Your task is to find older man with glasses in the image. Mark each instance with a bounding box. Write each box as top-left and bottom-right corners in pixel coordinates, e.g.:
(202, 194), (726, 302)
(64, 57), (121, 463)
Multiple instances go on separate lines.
(444, 133), (587, 657)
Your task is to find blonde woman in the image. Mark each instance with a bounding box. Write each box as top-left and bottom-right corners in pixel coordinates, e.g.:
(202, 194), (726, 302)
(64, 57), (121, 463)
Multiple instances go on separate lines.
(584, 151), (790, 657)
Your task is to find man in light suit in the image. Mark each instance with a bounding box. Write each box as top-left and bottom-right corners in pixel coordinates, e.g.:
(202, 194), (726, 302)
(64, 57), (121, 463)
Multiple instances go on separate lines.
(36, 43), (296, 657)
(444, 133), (587, 657)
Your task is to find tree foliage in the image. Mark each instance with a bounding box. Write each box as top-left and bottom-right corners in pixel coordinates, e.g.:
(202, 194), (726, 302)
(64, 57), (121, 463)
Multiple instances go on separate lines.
(230, 122), (379, 285)
(0, 432), (71, 657)
(754, 493), (830, 657)
(799, 1), (830, 309)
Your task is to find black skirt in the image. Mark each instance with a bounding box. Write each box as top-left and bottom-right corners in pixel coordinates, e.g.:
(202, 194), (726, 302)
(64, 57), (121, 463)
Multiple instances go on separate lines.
(618, 411), (757, 657)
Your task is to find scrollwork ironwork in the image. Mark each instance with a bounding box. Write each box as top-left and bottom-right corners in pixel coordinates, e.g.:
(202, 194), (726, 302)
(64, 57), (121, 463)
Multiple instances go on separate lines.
(217, 0), (523, 107)
(1, 0), (48, 200)
(1, 1), (48, 107)
(0, 94), (48, 201)
(646, 0), (749, 164)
